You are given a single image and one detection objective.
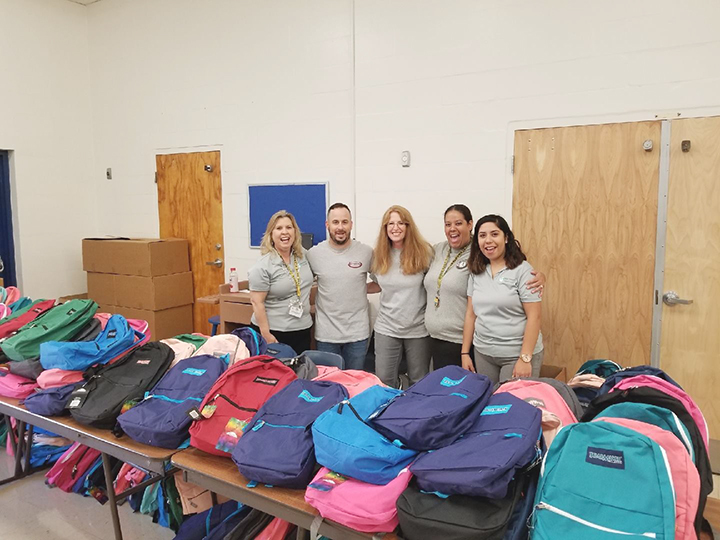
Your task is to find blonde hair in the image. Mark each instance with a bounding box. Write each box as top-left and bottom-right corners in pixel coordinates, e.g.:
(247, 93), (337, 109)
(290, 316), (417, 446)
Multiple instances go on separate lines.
(260, 210), (304, 258)
(372, 205), (432, 275)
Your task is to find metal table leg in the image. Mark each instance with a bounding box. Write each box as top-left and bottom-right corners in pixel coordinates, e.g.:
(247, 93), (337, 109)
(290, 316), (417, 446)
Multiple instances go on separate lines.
(101, 452), (123, 540)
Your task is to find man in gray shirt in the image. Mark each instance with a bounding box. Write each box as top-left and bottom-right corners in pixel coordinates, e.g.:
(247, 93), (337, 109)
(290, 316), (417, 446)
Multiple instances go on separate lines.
(306, 203), (374, 370)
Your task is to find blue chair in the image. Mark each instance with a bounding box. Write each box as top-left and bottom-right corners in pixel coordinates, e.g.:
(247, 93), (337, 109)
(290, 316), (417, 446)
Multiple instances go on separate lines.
(208, 315), (220, 336)
(301, 350), (345, 370)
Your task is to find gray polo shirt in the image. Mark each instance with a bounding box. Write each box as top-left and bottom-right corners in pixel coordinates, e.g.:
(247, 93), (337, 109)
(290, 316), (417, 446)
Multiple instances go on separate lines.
(248, 249), (313, 332)
(467, 260), (543, 357)
(307, 240), (373, 344)
(423, 241), (471, 344)
(370, 249), (429, 339)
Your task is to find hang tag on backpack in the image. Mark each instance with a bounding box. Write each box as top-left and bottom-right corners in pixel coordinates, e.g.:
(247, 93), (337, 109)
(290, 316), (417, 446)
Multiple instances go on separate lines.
(67, 387), (89, 409)
(187, 407), (202, 421)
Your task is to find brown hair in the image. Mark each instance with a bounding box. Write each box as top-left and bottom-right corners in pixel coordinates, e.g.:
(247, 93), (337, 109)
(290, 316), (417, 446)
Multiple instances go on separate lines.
(467, 214), (525, 274)
(371, 205), (432, 275)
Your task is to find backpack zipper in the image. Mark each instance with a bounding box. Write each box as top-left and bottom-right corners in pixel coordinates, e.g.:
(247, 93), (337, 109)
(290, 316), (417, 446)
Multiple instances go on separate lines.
(251, 420), (304, 431)
(535, 502), (657, 537)
(214, 393), (258, 413)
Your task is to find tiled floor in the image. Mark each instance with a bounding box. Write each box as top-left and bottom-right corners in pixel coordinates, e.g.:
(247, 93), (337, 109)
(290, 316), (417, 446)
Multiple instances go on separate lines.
(0, 452), (175, 540)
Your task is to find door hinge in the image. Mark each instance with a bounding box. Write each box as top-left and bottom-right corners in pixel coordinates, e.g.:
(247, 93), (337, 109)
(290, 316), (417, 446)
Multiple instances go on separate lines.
(154, 172), (158, 184)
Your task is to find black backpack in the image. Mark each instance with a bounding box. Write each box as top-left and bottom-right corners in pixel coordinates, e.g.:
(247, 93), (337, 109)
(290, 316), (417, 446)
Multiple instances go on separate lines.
(68, 342), (173, 429)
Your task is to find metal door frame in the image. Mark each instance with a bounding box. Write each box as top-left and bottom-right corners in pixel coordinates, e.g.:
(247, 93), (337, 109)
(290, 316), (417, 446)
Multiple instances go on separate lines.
(0, 150), (17, 287)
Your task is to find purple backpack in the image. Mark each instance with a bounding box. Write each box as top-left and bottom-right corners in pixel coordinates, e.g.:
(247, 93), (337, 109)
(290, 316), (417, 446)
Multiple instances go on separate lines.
(23, 383), (80, 416)
(232, 379), (347, 488)
(410, 392), (542, 498)
(231, 326), (268, 357)
(369, 366), (492, 451)
(116, 354), (227, 448)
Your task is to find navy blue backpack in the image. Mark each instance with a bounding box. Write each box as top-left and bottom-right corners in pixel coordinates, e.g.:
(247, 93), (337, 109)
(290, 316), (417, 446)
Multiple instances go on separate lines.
(411, 393), (542, 498)
(265, 343), (297, 359)
(231, 326), (267, 357)
(117, 354), (227, 448)
(173, 501), (249, 540)
(369, 366), (492, 451)
(598, 365), (682, 395)
(23, 383), (80, 416)
(232, 379), (347, 488)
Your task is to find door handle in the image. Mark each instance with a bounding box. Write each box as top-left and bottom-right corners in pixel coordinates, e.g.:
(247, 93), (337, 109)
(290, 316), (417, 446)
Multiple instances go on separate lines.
(662, 291), (693, 306)
(205, 258), (223, 268)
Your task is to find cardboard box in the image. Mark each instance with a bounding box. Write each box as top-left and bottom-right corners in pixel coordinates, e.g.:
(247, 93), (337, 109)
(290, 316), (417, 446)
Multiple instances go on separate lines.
(82, 238), (189, 277)
(98, 304), (193, 341)
(87, 272), (193, 310)
(58, 292), (89, 303)
(539, 364), (567, 383)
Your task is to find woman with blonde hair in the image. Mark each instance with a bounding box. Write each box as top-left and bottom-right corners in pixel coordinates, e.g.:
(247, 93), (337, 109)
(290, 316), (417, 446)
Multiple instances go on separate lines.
(248, 210), (313, 353)
(370, 205), (433, 387)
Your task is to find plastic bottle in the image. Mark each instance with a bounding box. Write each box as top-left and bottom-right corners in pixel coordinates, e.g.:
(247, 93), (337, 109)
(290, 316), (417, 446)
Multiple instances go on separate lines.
(229, 267), (239, 293)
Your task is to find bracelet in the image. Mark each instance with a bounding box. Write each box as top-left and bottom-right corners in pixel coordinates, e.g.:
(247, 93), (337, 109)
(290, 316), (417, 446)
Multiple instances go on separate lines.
(461, 352), (471, 356)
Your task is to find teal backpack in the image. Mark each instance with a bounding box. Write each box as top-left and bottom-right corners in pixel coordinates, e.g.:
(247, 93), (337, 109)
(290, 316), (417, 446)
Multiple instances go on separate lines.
(1, 299), (98, 361)
(531, 421), (675, 539)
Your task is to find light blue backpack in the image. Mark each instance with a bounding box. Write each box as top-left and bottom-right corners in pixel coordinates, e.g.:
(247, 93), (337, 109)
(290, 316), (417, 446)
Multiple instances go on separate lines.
(531, 421), (675, 539)
(312, 385), (417, 485)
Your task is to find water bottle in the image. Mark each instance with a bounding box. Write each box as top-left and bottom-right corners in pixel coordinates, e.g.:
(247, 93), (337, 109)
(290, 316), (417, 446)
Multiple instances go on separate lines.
(229, 267), (239, 293)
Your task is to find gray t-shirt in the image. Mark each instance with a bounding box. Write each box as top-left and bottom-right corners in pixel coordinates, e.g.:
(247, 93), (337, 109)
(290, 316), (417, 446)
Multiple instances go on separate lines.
(467, 260), (543, 357)
(370, 249), (429, 339)
(248, 249), (313, 332)
(307, 240), (374, 344)
(423, 241), (471, 343)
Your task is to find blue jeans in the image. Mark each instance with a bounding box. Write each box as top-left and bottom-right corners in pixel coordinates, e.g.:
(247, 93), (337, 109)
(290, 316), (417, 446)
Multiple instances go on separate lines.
(316, 339), (369, 371)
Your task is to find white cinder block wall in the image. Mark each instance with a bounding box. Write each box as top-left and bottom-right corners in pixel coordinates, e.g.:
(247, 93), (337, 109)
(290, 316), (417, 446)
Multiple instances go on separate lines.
(0, 0), (96, 298)
(6, 0), (720, 296)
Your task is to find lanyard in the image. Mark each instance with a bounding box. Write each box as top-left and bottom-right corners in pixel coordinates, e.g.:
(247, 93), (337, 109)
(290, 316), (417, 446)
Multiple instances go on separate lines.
(434, 244), (468, 308)
(282, 253), (302, 298)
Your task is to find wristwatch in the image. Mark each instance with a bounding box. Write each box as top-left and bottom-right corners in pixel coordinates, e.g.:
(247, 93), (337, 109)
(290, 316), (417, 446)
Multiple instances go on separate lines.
(520, 353), (532, 364)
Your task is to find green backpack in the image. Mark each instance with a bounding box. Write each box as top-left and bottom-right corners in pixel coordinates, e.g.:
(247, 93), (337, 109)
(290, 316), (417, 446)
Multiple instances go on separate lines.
(1, 299), (98, 361)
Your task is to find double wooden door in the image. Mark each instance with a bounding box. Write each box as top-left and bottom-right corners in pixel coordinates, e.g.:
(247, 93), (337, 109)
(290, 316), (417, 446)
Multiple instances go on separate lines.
(513, 116), (720, 438)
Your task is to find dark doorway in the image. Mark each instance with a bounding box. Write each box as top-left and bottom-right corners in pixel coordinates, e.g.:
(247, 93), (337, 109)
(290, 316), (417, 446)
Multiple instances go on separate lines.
(0, 151), (17, 287)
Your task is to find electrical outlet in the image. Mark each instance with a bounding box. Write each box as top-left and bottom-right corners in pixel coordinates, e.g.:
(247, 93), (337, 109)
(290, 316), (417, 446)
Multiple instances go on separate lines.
(106, 168), (112, 180)
(401, 151), (411, 167)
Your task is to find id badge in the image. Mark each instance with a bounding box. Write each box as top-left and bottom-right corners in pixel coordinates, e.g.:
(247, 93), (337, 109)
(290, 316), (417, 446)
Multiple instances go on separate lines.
(288, 297), (304, 318)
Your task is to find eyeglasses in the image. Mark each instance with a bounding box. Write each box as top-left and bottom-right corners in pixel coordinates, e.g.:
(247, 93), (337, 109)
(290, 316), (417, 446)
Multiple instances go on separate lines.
(387, 221), (407, 229)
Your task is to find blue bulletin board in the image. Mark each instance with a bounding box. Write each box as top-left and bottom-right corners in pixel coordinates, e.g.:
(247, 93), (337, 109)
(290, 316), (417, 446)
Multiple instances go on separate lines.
(248, 183), (328, 248)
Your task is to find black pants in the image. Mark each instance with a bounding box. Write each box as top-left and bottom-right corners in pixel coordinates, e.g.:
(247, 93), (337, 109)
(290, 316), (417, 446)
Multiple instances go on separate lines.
(250, 324), (312, 355)
(430, 337), (468, 370)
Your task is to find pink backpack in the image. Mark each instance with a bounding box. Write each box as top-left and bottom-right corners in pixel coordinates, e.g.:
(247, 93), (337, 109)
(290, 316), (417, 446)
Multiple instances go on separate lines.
(4, 287), (20, 305)
(255, 518), (295, 540)
(193, 334), (250, 366)
(0, 366), (39, 398)
(494, 379), (578, 447)
(0, 304), (10, 319)
(46, 442), (101, 492)
(312, 369), (385, 398)
(595, 417), (700, 540)
(611, 375), (709, 450)
(305, 466), (412, 533)
(161, 338), (197, 367)
(37, 369), (84, 389)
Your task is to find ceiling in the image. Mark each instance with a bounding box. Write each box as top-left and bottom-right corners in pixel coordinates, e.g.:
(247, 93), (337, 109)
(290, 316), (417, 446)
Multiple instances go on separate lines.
(65, 0), (103, 5)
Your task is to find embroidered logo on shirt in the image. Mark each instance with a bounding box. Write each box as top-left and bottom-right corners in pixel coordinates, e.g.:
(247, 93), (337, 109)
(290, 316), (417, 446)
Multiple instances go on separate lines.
(456, 261), (468, 269)
(440, 375), (467, 387)
(586, 447), (625, 469)
(348, 261), (363, 269)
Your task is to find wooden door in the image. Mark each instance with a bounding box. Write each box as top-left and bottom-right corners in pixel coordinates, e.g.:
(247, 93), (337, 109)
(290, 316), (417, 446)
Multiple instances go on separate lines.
(660, 116), (720, 438)
(157, 151), (224, 334)
(513, 121), (661, 374)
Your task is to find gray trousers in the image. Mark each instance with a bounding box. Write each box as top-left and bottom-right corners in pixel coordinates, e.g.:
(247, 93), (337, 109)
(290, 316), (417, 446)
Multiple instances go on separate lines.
(473, 349), (544, 385)
(374, 333), (432, 388)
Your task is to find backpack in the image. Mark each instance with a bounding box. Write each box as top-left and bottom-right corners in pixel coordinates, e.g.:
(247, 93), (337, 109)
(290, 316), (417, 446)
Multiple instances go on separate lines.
(305, 466), (412, 533)
(410, 393), (542, 498)
(610, 374), (710, 450)
(45, 442), (102, 493)
(173, 501), (249, 540)
(265, 343), (297, 359)
(281, 353), (318, 380)
(232, 379), (347, 488)
(23, 382), (80, 416)
(594, 416), (700, 540)
(68, 342), (174, 429)
(567, 373), (606, 413)
(1, 299), (98, 361)
(188, 356), (297, 456)
(69, 318), (103, 343)
(8, 296), (32, 313)
(193, 334), (250, 366)
(8, 358), (44, 380)
(2, 286), (20, 305)
(599, 365), (682, 395)
(313, 368), (384, 397)
(575, 359), (622, 379)
(0, 299), (55, 340)
(312, 385), (418, 485)
(0, 304), (10, 319)
(0, 366), (39, 399)
(117, 354), (227, 448)
(531, 421), (676, 540)
(231, 326), (268, 357)
(37, 368), (85, 389)
(160, 338), (197, 367)
(220, 508), (275, 540)
(369, 366), (492, 451)
(39, 314), (139, 371)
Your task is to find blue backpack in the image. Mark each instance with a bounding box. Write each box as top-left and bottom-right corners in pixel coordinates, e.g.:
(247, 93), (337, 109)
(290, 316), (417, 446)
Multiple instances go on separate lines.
(369, 366), (492, 451)
(173, 501), (249, 540)
(231, 326), (267, 357)
(598, 365), (682, 395)
(265, 343), (297, 359)
(312, 385), (418, 485)
(575, 359), (622, 379)
(232, 379), (347, 488)
(411, 393), (542, 498)
(116, 354), (227, 448)
(531, 421), (675, 540)
(39, 314), (139, 371)
(23, 383), (80, 416)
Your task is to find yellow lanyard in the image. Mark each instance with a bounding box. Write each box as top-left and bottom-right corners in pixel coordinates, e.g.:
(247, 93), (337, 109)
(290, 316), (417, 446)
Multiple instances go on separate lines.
(282, 253), (302, 298)
(434, 244), (468, 308)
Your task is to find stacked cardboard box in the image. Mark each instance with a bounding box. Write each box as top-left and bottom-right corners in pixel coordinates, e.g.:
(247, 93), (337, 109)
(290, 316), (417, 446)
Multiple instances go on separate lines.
(82, 238), (194, 340)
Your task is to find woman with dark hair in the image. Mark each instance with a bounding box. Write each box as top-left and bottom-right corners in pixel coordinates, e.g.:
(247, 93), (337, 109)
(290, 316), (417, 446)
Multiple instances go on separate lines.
(424, 205), (545, 370)
(461, 214), (543, 383)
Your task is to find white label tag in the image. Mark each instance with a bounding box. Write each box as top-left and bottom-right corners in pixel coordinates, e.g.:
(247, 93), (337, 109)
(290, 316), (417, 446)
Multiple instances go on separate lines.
(288, 299), (303, 318)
